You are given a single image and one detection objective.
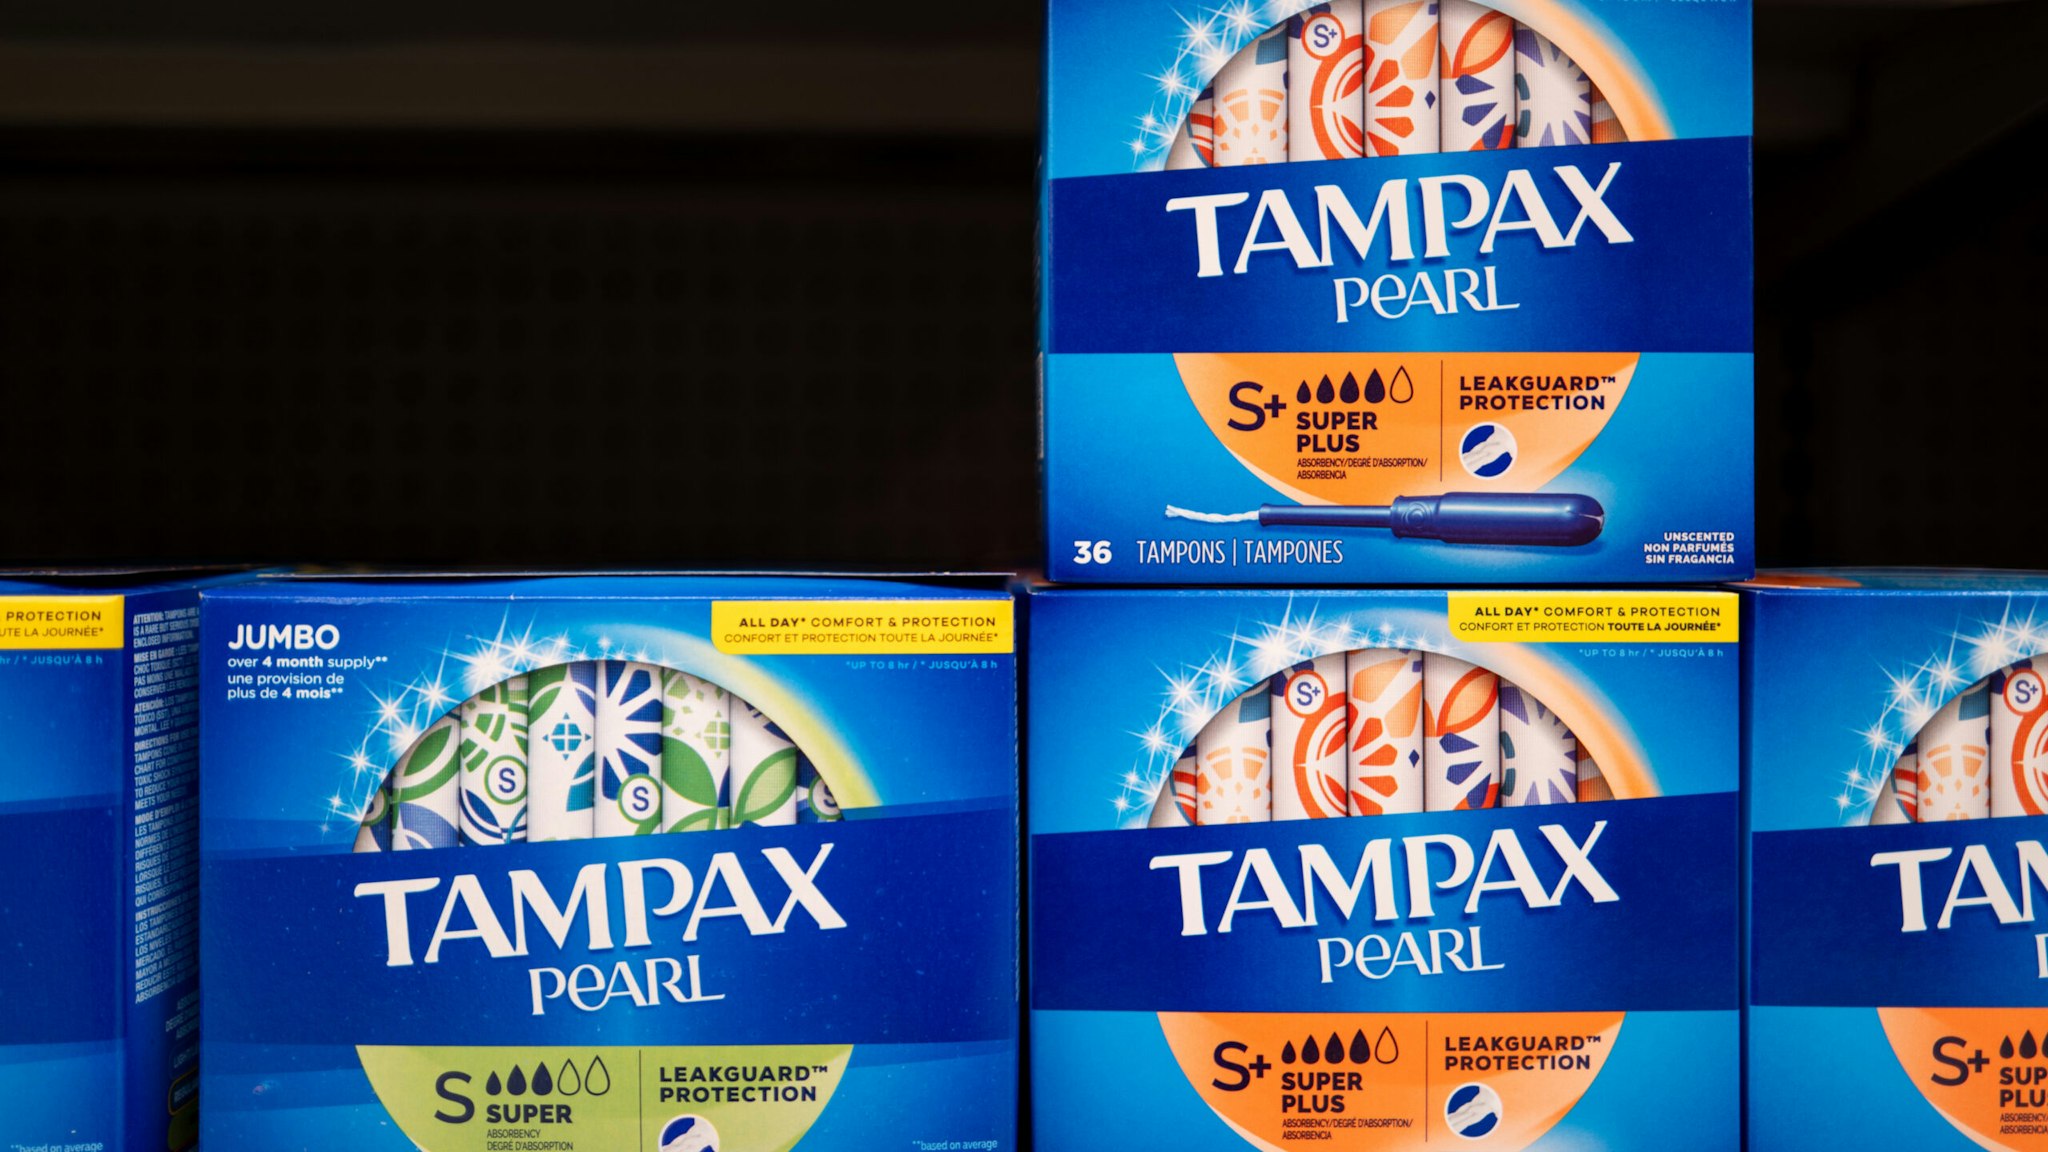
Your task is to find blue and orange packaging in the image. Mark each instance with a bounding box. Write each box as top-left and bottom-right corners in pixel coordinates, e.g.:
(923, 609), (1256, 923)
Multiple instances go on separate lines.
(0, 569), (253, 1151)
(1743, 570), (2048, 1151)
(1039, 0), (1753, 583)
(198, 573), (1018, 1150)
(1027, 586), (1740, 1149)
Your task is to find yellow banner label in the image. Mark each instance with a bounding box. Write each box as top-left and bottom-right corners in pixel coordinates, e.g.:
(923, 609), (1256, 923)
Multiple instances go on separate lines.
(1448, 591), (1738, 643)
(0, 595), (124, 649)
(712, 600), (1014, 655)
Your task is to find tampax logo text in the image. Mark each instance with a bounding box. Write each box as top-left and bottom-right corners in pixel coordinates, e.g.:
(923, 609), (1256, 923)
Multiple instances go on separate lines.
(1872, 839), (2048, 977)
(1152, 823), (1616, 984)
(227, 622), (341, 650)
(1165, 163), (1631, 323)
(354, 844), (845, 1016)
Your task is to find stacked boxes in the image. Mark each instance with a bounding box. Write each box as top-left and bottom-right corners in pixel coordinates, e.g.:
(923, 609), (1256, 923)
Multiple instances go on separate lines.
(13, 1), (1787, 1146)
(198, 574), (1018, 1149)
(1040, 0), (1753, 583)
(1028, 587), (1742, 1148)
(0, 570), (248, 1152)
(1743, 570), (2048, 1151)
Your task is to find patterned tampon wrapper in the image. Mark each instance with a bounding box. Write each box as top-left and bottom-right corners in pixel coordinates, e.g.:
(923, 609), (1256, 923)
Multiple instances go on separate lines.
(1196, 683), (1272, 823)
(1347, 648), (1424, 816)
(659, 669), (731, 833)
(596, 661), (665, 836)
(1875, 737), (1916, 819)
(1498, 680), (1576, 806)
(458, 675), (531, 845)
(390, 712), (462, 850)
(1438, 0), (1514, 151)
(352, 786), (392, 853)
(1513, 24), (1590, 147)
(1288, 2), (1366, 161)
(1916, 681), (1992, 822)
(1210, 25), (1289, 166)
(1871, 740), (1920, 825)
(1362, 0), (1439, 156)
(795, 755), (844, 823)
(1991, 659), (2048, 817)
(526, 663), (598, 841)
(1271, 654), (1351, 820)
(1423, 653), (1501, 811)
(729, 698), (800, 826)
(1166, 86), (1217, 169)
(1149, 745), (1199, 828)
(1588, 82), (1627, 143)
(1575, 742), (1614, 803)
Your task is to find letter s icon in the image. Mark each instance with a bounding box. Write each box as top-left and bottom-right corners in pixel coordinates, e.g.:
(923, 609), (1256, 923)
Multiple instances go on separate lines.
(1228, 381), (1267, 431)
(2014, 673), (2041, 711)
(435, 1071), (475, 1123)
(1294, 676), (1323, 711)
(1213, 1041), (1251, 1091)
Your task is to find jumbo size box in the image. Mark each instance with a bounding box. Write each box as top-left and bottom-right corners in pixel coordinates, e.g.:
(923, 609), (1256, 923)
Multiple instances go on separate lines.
(1027, 586), (1740, 1149)
(0, 570), (249, 1152)
(1040, 0), (1753, 583)
(199, 574), (1018, 1150)
(1744, 570), (2048, 1151)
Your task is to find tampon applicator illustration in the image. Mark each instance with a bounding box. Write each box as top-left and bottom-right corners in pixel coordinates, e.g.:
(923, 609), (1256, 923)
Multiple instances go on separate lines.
(1168, 492), (1605, 546)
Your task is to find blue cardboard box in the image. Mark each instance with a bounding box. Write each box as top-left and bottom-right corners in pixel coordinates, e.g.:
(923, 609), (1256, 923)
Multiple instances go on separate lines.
(0, 569), (251, 1151)
(1040, 0), (1754, 582)
(199, 573), (1018, 1151)
(1743, 570), (2048, 1151)
(1028, 585), (1741, 1150)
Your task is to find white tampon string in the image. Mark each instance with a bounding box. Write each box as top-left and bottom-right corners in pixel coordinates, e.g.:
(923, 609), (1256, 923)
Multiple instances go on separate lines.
(1164, 506), (1260, 523)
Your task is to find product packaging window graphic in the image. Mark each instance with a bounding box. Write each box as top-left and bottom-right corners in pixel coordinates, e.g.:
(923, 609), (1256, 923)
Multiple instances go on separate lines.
(1742, 571), (2048, 1152)
(364, 662), (831, 853)
(1041, 0), (1753, 583)
(199, 575), (1018, 1152)
(0, 570), (251, 1152)
(1027, 587), (1740, 1151)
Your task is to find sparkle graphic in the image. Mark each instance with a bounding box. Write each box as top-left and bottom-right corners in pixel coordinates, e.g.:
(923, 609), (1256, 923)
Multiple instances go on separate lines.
(1137, 723), (1174, 755)
(1111, 598), (1449, 825)
(1837, 601), (2047, 826)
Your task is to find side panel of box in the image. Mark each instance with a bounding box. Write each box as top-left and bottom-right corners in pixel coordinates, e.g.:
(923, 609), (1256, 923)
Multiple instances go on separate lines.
(0, 597), (130, 1147)
(120, 587), (204, 1150)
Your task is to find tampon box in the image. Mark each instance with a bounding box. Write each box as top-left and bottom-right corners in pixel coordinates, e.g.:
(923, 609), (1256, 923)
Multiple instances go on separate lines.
(1026, 585), (1741, 1149)
(1039, 0), (1754, 583)
(0, 569), (252, 1151)
(199, 573), (1018, 1150)
(1743, 570), (2048, 1151)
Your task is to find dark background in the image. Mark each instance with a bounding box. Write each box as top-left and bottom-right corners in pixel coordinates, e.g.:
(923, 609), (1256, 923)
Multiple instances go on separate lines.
(0, 0), (2041, 571)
